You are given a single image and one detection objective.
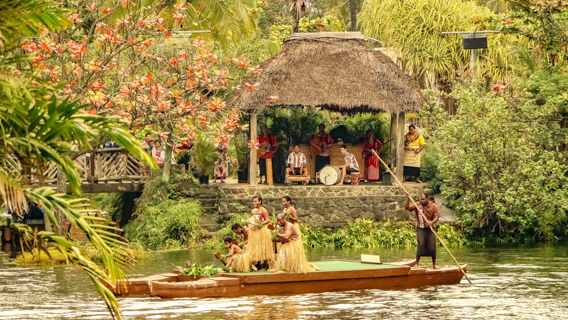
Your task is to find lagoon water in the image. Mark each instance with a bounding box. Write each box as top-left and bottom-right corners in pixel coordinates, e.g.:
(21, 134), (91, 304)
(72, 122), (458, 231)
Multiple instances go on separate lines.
(0, 244), (567, 319)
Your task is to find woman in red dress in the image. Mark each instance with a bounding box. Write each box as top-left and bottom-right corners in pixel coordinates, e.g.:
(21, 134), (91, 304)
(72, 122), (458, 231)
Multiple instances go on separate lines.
(362, 130), (382, 182)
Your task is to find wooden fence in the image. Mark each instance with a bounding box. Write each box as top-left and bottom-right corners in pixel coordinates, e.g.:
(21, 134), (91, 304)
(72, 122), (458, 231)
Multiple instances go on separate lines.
(8, 148), (145, 186)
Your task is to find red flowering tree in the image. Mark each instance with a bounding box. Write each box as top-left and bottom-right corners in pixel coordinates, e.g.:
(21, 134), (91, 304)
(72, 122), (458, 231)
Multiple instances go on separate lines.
(21, 0), (260, 181)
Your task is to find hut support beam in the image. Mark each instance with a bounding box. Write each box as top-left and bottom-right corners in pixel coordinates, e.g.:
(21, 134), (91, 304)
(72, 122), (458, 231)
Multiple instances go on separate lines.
(390, 112), (405, 185)
(249, 113), (258, 187)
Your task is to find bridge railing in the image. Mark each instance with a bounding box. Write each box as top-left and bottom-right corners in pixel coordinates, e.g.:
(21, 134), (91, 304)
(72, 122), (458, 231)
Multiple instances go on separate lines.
(8, 148), (146, 186)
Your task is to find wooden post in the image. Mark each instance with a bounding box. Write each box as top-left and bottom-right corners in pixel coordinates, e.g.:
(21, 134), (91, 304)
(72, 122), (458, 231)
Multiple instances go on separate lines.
(395, 111), (406, 185)
(389, 112), (406, 185)
(389, 113), (398, 170)
(249, 113), (258, 187)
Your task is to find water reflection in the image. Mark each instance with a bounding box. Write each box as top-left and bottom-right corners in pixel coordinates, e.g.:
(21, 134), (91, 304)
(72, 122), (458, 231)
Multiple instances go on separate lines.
(0, 244), (567, 319)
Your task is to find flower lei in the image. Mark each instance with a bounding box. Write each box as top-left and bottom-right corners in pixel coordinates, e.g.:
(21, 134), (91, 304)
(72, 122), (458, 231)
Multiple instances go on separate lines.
(405, 132), (421, 144)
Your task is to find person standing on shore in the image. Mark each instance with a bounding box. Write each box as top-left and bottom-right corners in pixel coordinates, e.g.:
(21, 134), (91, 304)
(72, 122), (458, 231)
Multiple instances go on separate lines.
(403, 125), (425, 183)
(405, 192), (440, 269)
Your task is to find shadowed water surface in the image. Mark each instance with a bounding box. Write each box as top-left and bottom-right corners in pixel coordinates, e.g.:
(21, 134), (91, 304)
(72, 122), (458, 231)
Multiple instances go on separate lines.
(0, 244), (567, 319)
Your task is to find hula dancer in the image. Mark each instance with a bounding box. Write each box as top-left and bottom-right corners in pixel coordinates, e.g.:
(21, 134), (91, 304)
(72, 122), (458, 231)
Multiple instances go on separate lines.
(246, 196), (275, 269)
(224, 237), (255, 273)
(405, 192), (440, 269)
(281, 196), (301, 240)
(231, 223), (250, 247)
(272, 214), (319, 273)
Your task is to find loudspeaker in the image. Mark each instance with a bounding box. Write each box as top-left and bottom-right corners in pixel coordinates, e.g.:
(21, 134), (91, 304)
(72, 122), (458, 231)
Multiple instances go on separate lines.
(463, 37), (487, 49)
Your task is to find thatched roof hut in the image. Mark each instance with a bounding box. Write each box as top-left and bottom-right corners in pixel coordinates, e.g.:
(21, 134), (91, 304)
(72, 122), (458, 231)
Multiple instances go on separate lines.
(229, 32), (424, 114)
(235, 32), (424, 187)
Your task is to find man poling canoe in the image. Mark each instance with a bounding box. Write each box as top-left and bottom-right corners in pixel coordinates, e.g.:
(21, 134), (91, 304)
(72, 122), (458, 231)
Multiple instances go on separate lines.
(370, 149), (472, 284)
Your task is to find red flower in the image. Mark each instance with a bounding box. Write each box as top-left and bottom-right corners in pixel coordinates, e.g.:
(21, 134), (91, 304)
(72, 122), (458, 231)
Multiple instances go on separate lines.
(505, 18), (511, 25)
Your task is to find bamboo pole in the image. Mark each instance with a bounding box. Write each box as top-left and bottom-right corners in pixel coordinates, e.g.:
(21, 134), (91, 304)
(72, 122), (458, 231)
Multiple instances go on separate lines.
(372, 149), (472, 284)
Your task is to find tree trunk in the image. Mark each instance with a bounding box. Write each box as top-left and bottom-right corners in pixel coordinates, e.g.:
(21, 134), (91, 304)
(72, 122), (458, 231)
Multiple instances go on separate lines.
(162, 143), (173, 182)
(53, 166), (68, 235)
(349, 0), (357, 31)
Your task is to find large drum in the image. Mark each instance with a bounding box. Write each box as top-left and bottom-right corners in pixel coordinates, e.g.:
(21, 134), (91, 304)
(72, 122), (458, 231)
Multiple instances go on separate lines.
(319, 165), (342, 185)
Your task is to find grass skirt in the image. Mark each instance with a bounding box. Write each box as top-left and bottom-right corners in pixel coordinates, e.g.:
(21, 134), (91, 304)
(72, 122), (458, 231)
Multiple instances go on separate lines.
(247, 225), (275, 267)
(231, 253), (256, 273)
(294, 223), (302, 240)
(271, 239), (319, 273)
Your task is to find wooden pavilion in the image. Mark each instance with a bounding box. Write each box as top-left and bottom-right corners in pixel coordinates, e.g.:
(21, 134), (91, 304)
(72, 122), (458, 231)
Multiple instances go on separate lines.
(228, 32), (424, 187)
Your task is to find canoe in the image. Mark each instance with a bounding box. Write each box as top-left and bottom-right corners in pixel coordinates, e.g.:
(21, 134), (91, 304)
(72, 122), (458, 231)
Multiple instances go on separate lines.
(110, 260), (468, 298)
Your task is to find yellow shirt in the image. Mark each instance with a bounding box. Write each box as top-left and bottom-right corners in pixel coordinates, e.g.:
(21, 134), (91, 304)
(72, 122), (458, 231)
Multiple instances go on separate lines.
(407, 134), (425, 148)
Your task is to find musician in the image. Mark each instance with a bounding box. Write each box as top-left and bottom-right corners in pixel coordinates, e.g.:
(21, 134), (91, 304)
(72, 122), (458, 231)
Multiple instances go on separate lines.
(404, 125), (426, 183)
(310, 124), (334, 173)
(257, 126), (279, 184)
(338, 144), (359, 186)
(286, 144), (308, 177)
(362, 130), (383, 182)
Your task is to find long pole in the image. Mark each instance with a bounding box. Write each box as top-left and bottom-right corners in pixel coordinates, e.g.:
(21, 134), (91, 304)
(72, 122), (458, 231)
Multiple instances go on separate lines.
(372, 150), (472, 284)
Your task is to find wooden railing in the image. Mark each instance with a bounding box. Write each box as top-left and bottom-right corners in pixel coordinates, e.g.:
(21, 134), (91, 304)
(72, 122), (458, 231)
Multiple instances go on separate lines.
(8, 148), (145, 186)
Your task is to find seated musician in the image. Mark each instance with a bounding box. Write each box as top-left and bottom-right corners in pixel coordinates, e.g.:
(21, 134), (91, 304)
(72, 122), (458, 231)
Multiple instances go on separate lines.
(286, 144), (308, 176)
(338, 144), (359, 186)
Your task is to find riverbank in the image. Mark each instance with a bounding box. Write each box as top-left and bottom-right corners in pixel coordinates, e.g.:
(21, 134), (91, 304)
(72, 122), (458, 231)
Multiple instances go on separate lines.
(10, 243), (144, 267)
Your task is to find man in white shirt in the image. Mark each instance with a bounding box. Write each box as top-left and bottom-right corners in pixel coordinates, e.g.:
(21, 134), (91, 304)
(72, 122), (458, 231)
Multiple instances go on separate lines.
(286, 144), (308, 176)
(338, 144), (359, 186)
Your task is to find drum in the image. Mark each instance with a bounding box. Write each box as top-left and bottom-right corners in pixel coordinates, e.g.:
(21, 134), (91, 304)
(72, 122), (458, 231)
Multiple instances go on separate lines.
(350, 172), (360, 185)
(319, 165), (342, 185)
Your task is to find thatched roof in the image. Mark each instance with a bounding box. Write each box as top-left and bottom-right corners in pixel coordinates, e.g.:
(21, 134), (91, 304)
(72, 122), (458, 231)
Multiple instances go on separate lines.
(228, 32), (424, 114)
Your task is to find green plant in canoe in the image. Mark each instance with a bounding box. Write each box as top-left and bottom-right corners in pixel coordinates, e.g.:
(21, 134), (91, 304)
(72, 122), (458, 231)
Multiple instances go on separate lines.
(0, 1), (155, 319)
(180, 261), (223, 277)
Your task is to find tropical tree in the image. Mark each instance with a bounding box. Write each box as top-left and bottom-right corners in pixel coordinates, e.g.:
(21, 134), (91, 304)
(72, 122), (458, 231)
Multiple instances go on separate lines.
(1, 0), (155, 319)
(19, 0), (252, 182)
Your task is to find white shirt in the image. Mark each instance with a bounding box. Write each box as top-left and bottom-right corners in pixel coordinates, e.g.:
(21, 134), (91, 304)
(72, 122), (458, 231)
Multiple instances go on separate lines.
(287, 152), (307, 168)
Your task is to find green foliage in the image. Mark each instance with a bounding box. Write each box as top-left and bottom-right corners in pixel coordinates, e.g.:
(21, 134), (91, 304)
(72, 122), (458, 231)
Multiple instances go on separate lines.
(436, 224), (468, 247)
(419, 144), (448, 193)
(263, 107), (389, 146)
(486, 1), (568, 61)
(124, 199), (205, 251)
(424, 85), (568, 241)
(269, 15), (344, 46)
(302, 219), (468, 249)
(191, 134), (221, 176)
(180, 264), (222, 277)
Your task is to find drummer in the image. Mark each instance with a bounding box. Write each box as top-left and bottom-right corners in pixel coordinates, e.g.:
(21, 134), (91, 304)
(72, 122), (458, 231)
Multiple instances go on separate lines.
(338, 145), (359, 186)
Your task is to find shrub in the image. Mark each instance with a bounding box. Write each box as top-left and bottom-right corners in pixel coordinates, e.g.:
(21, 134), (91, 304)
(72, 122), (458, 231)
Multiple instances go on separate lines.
(424, 85), (568, 241)
(302, 219), (469, 249)
(124, 199), (205, 251)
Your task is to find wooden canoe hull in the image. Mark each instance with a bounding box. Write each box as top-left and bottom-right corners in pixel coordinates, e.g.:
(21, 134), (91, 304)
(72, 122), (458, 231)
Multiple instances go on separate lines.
(148, 264), (468, 299)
